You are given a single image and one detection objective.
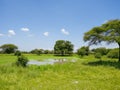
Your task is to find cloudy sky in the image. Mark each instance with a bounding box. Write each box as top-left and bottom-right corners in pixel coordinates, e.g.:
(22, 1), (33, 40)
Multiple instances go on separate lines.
(0, 0), (120, 51)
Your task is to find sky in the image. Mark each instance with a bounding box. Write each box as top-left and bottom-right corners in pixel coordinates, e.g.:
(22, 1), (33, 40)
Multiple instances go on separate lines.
(0, 0), (120, 51)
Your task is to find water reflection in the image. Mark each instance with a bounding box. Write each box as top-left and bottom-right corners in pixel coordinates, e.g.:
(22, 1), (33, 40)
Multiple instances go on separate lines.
(27, 59), (76, 66)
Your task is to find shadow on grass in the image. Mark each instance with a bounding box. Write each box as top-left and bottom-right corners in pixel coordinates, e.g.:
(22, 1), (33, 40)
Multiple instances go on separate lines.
(84, 60), (120, 69)
(54, 54), (73, 57)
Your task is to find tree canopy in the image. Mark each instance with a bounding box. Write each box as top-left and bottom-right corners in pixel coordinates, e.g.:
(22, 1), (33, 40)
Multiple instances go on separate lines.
(0, 44), (18, 54)
(54, 40), (74, 56)
(84, 19), (120, 61)
(91, 47), (109, 55)
(30, 49), (43, 55)
(77, 46), (89, 57)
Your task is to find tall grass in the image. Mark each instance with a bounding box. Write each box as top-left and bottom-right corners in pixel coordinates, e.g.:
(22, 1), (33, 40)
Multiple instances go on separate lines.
(0, 54), (120, 90)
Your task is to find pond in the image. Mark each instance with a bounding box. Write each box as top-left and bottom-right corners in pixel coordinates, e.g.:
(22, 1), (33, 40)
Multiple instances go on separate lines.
(27, 59), (76, 66)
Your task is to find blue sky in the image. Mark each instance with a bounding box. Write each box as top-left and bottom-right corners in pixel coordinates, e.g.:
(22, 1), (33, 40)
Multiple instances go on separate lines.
(0, 0), (120, 51)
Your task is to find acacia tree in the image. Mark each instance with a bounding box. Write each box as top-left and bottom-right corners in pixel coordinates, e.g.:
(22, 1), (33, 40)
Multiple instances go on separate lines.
(0, 44), (18, 54)
(84, 19), (120, 61)
(54, 40), (74, 56)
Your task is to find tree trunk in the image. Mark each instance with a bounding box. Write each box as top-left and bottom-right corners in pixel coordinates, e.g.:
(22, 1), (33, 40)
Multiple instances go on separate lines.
(119, 43), (120, 62)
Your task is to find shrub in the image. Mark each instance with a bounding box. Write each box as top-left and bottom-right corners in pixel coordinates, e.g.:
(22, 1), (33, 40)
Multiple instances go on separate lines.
(14, 50), (21, 56)
(107, 49), (119, 59)
(91, 47), (109, 55)
(95, 53), (102, 60)
(77, 46), (89, 57)
(16, 55), (28, 67)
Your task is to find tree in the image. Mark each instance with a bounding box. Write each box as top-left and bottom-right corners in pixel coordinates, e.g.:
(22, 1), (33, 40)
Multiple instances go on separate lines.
(94, 53), (102, 61)
(84, 27), (104, 45)
(44, 50), (51, 54)
(30, 49), (38, 54)
(84, 19), (120, 61)
(65, 41), (74, 55)
(102, 19), (120, 61)
(0, 44), (18, 54)
(14, 50), (21, 56)
(54, 40), (74, 56)
(91, 47), (108, 55)
(30, 49), (43, 55)
(16, 55), (28, 67)
(36, 49), (42, 55)
(77, 46), (89, 57)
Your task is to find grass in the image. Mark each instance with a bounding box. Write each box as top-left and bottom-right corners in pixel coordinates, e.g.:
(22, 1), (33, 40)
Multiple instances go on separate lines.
(0, 54), (120, 90)
(0, 54), (17, 65)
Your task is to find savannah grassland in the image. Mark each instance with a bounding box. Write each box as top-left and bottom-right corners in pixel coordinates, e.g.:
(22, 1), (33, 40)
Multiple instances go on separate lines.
(0, 54), (120, 90)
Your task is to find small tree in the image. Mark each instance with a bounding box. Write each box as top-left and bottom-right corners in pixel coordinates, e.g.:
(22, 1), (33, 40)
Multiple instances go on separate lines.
(14, 50), (21, 56)
(44, 50), (50, 54)
(77, 48), (86, 57)
(36, 50), (41, 55)
(54, 40), (74, 56)
(94, 53), (102, 61)
(16, 55), (28, 67)
(91, 47), (109, 55)
(30, 49), (43, 55)
(0, 44), (18, 54)
(107, 48), (119, 59)
(77, 46), (89, 57)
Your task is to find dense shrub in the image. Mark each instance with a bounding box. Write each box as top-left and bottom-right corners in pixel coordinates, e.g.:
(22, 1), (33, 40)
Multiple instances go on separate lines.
(30, 49), (43, 55)
(107, 49), (119, 59)
(77, 46), (89, 57)
(14, 50), (21, 56)
(91, 47), (109, 55)
(94, 53), (102, 60)
(16, 55), (28, 67)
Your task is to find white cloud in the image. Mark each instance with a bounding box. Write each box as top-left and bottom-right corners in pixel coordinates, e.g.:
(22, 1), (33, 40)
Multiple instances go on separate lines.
(8, 30), (16, 37)
(21, 28), (29, 32)
(43, 32), (49, 36)
(0, 33), (4, 37)
(61, 28), (69, 35)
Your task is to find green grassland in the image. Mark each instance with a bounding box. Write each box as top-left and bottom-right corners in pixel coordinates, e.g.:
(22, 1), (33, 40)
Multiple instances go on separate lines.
(0, 54), (120, 90)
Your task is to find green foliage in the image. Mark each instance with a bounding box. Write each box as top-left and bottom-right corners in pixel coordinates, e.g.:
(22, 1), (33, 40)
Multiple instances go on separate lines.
(84, 19), (120, 61)
(0, 44), (18, 54)
(107, 48), (119, 59)
(102, 19), (120, 44)
(36, 49), (43, 55)
(77, 46), (89, 57)
(16, 55), (28, 67)
(44, 50), (54, 54)
(30, 49), (43, 55)
(54, 40), (74, 56)
(30, 49), (53, 54)
(14, 50), (21, 56)
(84, 27), (104, 45)
(91, 47), (109, 55)
(94, 53), (102, 60)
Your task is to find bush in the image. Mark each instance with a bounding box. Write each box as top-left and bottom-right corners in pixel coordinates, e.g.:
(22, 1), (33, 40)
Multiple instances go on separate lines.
(77, 46), (89, 57)
(107, 49), (119, 59)
(16, 55), (28, 67)
(95, 53), (102, 60)
(91, 47), (109, 55)
(14, 50), (21, 56)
